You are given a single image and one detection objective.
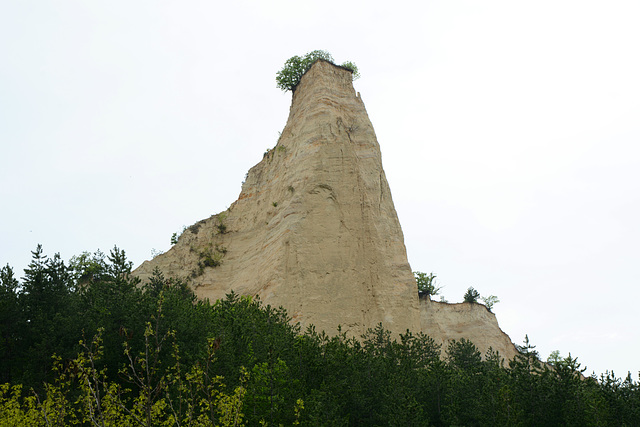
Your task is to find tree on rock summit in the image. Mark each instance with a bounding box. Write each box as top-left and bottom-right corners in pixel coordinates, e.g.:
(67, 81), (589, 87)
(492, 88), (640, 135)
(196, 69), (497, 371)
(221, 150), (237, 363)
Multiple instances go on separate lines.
(276, 50), (360, 92)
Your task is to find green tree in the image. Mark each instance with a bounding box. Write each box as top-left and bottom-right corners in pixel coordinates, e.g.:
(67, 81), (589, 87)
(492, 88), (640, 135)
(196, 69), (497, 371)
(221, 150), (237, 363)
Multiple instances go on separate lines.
(445, 339), (483, 425)
(598, 371), (640, 424)
(18, 245), (80, 390)
(75, 247), (148, 385)
(339, 61), (360, 80)
(479, 348), (512, 425)
(5, 246), (640, 425)
(0, 264), (21, 384)
(552, 353), (589, 424)
(463, 286), (480, 303)
(247, 359), (295, 425)
(481, 295), (500, 311)
(69, 249), (109, 287)
(507, 335), (547, 424)
(414, 271), (442, 298)
(276, 50), (359, 92)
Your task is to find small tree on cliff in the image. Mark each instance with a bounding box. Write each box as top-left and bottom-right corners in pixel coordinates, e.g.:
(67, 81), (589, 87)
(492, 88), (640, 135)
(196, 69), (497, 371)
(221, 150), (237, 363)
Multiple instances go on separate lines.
(463, 287), (499, 310)
(481, 295), (500, 311)
(463, 287), (480, 303)
(276, 50), (360, 92)
(414, 271), (442, 298)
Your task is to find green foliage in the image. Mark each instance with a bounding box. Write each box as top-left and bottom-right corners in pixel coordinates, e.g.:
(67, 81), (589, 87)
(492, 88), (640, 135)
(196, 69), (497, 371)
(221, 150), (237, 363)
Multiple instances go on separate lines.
(171, 226), (187, 246)
(69, 249), (108, 286)
(276, 50), (359, 92)
(547, 349), (562, 366)
(195, 244), (227, 277)
(481, 294), (500, 311)
(339, 61), (361, 80)
(2, 246), (640, 425)
(200, 247), (223, 268)
(217, 213), (228, 234)
(276, 50), (332, 92)
(187, 220), (204, 235)
(0, 264), (21, 384)
(414, 271), (442, 298)
(464, 286), (480, 303)
(446, 339), (484, 424)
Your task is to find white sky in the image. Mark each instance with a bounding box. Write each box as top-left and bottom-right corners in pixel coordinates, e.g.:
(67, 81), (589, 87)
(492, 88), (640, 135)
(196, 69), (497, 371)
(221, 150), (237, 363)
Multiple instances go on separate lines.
(1, 1), (639, 378)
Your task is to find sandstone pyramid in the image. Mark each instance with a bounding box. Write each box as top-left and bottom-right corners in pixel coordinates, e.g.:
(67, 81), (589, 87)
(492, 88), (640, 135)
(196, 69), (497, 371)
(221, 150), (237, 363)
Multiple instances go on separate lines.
(135, 59), (518, 360)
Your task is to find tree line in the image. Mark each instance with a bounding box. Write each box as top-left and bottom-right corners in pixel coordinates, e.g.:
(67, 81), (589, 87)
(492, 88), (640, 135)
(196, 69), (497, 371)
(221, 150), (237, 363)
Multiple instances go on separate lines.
(1, 245), (638, 425)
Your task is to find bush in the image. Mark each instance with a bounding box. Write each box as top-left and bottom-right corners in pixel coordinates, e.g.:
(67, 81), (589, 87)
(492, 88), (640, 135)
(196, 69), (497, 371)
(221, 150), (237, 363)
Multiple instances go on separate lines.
(481, 295), (500, 311)
(276, 50), (360, 92)
(463, 287), (480, 303)
(414, 271), (442, 298)
(340, 61), (361, 80)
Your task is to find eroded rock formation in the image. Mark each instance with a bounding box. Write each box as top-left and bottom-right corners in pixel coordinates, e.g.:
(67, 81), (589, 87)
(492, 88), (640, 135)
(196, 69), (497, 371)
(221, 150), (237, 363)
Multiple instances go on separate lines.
(135, 60), (420, 337)
(420, 298), (519, 360)
(134, 59), (518, 360)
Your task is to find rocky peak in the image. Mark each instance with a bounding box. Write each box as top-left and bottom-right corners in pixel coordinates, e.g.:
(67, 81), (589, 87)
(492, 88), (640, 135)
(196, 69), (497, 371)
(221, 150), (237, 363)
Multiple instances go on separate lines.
(134, 59), (518, 360)
(135, 59), (420, 337)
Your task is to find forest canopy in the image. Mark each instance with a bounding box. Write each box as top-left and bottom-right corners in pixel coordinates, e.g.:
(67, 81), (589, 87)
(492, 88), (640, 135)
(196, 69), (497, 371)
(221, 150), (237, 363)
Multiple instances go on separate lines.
(0, 246), (638, 425)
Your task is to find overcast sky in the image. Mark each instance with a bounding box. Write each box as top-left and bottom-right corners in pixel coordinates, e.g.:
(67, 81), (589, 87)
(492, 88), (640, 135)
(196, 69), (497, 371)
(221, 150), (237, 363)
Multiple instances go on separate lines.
(2, 1), (639, 378)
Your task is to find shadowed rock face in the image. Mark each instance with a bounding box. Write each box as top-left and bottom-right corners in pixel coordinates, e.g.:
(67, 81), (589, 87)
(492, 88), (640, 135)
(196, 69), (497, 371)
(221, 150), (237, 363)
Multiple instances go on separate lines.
(134, 60), (519, 360)
(135, 59), (421, 337)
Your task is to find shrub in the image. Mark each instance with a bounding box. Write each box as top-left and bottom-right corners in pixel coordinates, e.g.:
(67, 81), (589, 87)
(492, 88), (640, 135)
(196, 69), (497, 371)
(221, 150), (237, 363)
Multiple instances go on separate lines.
(216, 213), (228, 234)
(414, 271), (442, 298)
(276, 50), (359, 92)
(481, 295), (500, 311)
(171, 226), (186, 245)
(340, 61), (361, 80)
(463, 287), (480, 303)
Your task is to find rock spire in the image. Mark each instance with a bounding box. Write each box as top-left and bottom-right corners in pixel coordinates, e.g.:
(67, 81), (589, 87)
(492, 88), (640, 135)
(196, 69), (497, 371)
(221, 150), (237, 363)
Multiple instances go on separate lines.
(134, 59), (519, 361)
(135, 59), (421, 337)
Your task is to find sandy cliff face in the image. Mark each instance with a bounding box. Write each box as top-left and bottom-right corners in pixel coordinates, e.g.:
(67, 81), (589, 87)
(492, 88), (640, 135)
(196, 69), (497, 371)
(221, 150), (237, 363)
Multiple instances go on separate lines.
(420, 298), (519, 361)
(134, 59), (519, 360)
(135, 60), (420, 337)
